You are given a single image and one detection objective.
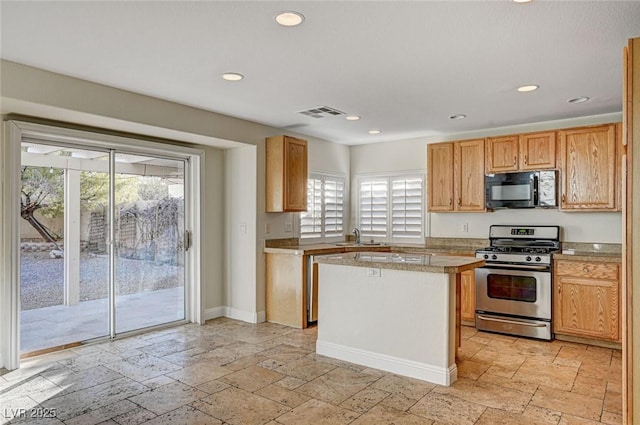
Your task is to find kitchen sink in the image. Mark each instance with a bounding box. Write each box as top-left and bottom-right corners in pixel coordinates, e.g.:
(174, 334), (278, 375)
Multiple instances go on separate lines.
(333, 242), (385, 247)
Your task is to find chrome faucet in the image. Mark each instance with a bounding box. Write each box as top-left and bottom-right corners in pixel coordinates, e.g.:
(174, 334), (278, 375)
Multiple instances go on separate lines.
(352, 228), (361, 244)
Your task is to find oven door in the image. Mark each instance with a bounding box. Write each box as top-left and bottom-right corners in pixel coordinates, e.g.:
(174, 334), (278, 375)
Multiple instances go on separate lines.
(475, 265), (551, 320)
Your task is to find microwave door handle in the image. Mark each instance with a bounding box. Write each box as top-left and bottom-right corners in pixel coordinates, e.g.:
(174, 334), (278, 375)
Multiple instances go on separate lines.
(533, 175), (539, 205)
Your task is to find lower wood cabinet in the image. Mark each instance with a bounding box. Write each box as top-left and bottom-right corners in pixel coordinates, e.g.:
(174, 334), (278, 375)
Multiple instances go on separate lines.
(553, 259), (621, 342)
(460, 270), (476, 322)
(265, 253), (307, 329)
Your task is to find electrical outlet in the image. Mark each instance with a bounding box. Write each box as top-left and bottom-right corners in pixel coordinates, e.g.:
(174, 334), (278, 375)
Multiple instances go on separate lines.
(265, 223), (271, 234)
(240, 223), (247, 234)
(462, 223), (469, 233)
(284, 222), (292, 232)
(367, 268), (382, 277)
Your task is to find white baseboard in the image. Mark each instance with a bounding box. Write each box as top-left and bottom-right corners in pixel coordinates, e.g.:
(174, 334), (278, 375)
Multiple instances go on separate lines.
(316, 340), (457, 386)
(204, 306), (226, 321)
(225, 307), (256, 323)
(204, 306), (266, 324)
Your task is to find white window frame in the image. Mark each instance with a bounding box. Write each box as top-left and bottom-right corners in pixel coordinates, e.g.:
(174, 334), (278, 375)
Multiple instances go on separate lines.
(356, 173), (425, 244)
(299, 172), (347, 243)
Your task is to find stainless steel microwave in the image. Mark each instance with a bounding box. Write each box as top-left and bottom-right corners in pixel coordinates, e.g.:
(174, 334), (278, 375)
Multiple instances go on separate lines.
(485, 170), (557, 209)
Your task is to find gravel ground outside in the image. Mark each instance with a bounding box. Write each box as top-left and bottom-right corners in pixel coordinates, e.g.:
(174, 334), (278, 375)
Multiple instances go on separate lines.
(20, 251), (183, 310)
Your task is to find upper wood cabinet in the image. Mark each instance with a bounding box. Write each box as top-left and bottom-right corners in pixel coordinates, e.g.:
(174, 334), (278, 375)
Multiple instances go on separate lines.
(266, 135), (308, 212)
(427, 143), (454, 211)
(558, 124), (617, 211)
(554, 259), (621, 342)
(427, 139), (485, 212)
(455, 139), (485, 211)
(519, 131), (556, 170)
(486, 131), (556, 173)
(486, 135), (519, 173)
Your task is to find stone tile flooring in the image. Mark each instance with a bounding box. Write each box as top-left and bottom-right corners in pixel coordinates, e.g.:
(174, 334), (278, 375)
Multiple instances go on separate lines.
(0, 319), (622, 424)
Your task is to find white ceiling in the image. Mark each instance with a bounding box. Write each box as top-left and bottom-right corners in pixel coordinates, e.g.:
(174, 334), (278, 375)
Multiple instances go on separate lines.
(2, 1), (640, 145)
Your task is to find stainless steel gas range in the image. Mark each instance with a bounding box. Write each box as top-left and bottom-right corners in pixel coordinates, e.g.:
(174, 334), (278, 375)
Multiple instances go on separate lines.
(475, 225), (561, 340)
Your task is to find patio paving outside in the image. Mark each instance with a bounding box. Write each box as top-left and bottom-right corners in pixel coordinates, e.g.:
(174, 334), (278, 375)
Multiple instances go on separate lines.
(20, 250), (185, 354)
(21, 286), (185, 353)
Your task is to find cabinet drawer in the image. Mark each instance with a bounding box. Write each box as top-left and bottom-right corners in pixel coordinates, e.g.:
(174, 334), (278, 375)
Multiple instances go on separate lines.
(555, 260), (619, 280)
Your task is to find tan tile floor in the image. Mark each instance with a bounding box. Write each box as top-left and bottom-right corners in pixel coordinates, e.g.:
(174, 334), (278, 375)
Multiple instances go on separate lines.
(0, 319), (622, 425)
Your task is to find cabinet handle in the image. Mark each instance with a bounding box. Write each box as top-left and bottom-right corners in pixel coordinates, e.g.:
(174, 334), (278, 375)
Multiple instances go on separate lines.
(513, 156), (517, 165)
(558, 284), (561, 294)
(583, 267), (589, 273)
(457, 198), (461, 205)
(449, 198), (452, 206)
(524, 155), (528, 165)
(562, 194), (565, 203)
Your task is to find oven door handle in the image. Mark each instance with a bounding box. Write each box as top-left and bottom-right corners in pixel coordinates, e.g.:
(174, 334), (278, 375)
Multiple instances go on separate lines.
(481, 263), (549, 271)
(477, 315), (548, 328)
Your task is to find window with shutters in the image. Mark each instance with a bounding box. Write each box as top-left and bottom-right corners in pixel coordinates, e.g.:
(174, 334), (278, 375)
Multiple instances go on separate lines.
(300, 174), (345, 241)
(358, 175), (424, 243)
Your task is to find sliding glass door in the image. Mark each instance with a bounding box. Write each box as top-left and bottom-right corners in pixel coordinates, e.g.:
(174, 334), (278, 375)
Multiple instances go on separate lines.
(20, 142), (188, 354)
(114, 153), (185, 333)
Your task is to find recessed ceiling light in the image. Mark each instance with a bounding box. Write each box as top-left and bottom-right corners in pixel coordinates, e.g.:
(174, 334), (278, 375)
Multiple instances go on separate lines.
(512, 0), (533, 3)
(567, 96), (590, 104)
(345, 115), (361, 121)
(368, 129), (381, 135)
(449, 114), (467, 120)
(517, 84), (539, 92)
(222, 72), (244, 81)
(275, 11), (305, 27)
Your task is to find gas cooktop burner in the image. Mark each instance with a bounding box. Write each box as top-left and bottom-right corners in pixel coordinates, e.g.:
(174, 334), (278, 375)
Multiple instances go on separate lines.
(476, 225), (561, 266)
(479, 246), (559, 254)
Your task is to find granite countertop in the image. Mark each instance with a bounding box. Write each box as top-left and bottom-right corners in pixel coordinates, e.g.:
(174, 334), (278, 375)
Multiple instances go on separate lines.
(263, 237), (486, 256)
(553, 242), (622, 263)
(553, 251), (622, 263)
(313, 251), (485, 274)
(263, 243), (391, 255)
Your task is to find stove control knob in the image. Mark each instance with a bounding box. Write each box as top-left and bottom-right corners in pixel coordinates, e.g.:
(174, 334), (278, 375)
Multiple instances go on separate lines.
(525, 256), (531, 262)
(535, 257), (542, 262)
(491, 254), (497, 260)
(483, 254), (489, 260)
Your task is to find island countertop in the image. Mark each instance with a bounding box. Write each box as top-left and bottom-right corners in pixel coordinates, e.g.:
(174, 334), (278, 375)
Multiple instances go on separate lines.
(314, 251), (485, 274)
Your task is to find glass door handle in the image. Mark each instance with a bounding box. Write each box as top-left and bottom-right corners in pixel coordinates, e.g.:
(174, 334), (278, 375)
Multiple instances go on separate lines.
(185, 230), (192, 252)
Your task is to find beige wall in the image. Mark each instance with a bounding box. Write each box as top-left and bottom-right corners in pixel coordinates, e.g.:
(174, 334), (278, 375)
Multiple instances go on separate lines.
(202, 146), (225, 311)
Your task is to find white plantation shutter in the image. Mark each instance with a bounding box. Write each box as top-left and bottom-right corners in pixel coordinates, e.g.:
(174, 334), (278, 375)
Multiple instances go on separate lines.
(323, 178), (344, 237)
(391, 176), (424, 239)
(359, 178), (388, 239)
(300, 174), (345, 240)
(358, 174), (424, 242)
(300, 177), (322, 238)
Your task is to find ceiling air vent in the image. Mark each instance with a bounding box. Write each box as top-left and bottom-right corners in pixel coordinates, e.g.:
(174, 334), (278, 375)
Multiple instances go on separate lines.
(298, 106), (345, 119)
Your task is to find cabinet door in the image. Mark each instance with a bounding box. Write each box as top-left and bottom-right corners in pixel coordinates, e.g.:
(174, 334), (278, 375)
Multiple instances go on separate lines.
(486, 136), (519, 173)
(554, 260), (620, 342)
(266, 253), (306, 328)
(559, 125), (616, 210)
(460, 270), (476, 322)
(519, 131), (556, 170)
(454, 139), (485, 211)
(427, 143), (454, 211)
(616, 123), (624, 212)
(283, 136), (308, 211)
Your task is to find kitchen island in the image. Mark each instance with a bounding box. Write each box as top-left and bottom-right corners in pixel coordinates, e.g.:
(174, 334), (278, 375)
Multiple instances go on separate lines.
(314, 251), (484, 386)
